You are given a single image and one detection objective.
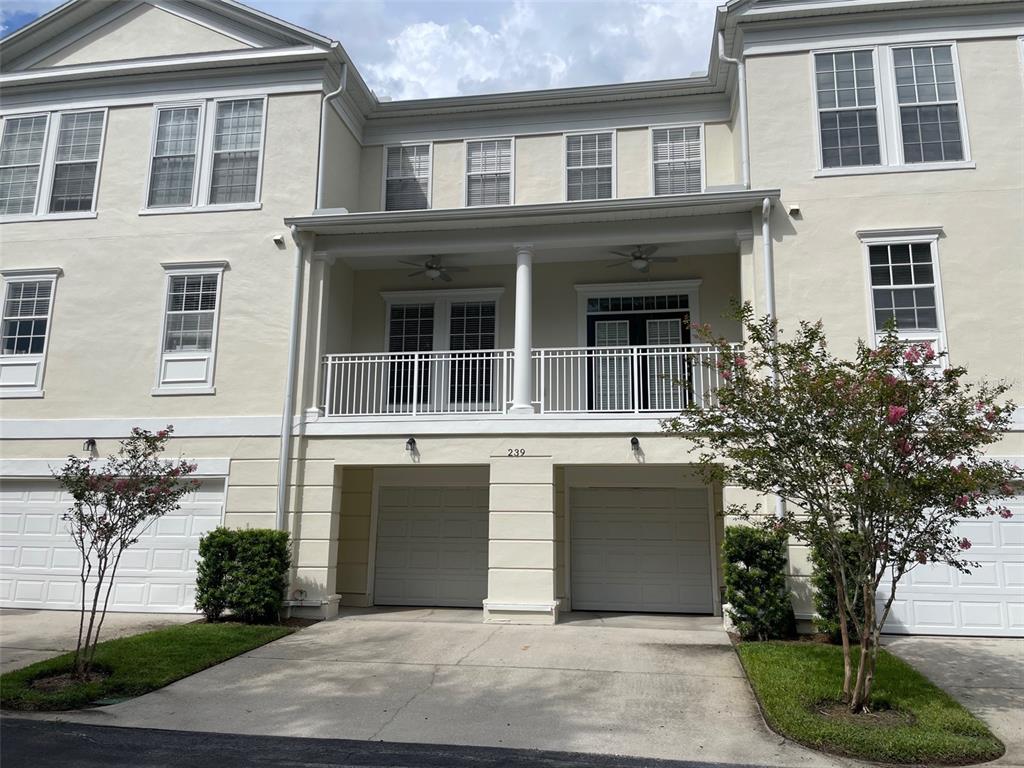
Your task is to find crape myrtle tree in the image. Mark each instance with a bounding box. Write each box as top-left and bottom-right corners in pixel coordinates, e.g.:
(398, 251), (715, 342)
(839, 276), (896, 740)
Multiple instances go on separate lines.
(665, 305), (1020, 713)
(54, 426), (198, 677)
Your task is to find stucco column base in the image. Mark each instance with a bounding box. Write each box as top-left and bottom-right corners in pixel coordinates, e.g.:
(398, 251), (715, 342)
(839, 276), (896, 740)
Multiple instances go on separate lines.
(285, 593), (341, 621)
(482, 599), (560, 625)
(507, 404), (537, 415)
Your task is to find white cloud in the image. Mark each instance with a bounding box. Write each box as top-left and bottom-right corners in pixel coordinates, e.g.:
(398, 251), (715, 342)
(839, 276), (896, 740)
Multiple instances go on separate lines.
(251, 0), (718, 100)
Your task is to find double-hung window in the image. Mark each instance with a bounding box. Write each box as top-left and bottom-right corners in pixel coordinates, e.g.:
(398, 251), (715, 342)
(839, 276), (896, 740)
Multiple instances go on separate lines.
(0, 109), (107, 220)
(651, 126), (703, 194)
(465, 139), (512, 206)
(860, 229), (946, 357)
(566, 132), (613, 201)
(154, 262), (226, 395)
(813, 43), (969, 173)
(893, 45), (964, 163)
(384, 144), (431, 211)
(815, 51), (881, 168)
(0, 268), (61, 397)
(145, 97), (266, 212)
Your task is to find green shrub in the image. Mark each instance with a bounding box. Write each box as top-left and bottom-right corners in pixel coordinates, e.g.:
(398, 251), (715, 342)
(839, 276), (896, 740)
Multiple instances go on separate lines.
(195, 528), (290, 624)
(195, 527), (236, 621)
(722, 525), (796, 641)
(809, 533), (866, 643)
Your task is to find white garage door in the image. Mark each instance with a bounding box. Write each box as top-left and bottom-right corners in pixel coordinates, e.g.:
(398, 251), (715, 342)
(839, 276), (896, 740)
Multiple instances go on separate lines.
(373, 486), (487, 607)
(0, 478), (225, 613)
(571, 487), (714, 613)
(883, 495), (1023, 637)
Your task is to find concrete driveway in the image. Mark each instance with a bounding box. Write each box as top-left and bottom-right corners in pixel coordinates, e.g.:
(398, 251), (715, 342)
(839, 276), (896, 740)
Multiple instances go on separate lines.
(0, 608), (195, 673)
(42, 608), (855, 767)
(884, 636), (1024, 767)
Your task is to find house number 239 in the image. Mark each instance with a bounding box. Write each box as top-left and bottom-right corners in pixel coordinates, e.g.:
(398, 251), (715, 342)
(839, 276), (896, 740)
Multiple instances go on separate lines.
(507, 448), (527, 457)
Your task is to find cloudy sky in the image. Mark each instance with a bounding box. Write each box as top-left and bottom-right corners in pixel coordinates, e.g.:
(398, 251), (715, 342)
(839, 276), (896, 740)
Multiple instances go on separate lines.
(0, 0), (719, 100)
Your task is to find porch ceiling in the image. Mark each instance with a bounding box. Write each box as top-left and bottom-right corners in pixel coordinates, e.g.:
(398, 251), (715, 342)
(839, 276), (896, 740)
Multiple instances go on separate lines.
(288, 190), (777, 261)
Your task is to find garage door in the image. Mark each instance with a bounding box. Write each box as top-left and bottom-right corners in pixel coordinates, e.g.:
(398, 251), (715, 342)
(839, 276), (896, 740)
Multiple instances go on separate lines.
(0, 478), (225, 613)
(570, 487), (714, 613)
(882, 495), (1023, 637)
(373, 486), (487, 607)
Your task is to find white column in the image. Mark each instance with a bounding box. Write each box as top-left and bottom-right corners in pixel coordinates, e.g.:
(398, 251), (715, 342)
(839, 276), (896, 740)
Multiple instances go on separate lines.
(510, 243), (534, 415)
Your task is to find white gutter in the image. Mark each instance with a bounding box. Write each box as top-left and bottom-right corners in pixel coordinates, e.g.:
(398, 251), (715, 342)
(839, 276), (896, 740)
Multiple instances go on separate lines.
(718, 31), (750, 189)
(276, 225), (308, 531)
(762, 196), (785, 519)
(316, 47), (346, 210)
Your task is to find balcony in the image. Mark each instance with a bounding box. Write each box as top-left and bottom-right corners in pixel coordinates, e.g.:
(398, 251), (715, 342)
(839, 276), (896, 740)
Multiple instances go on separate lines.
(320, 343), (736, 418)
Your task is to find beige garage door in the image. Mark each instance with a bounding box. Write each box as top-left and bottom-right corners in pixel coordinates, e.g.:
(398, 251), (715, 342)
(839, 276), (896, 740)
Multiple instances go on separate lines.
(571, 486), (714, 613)
(373, 486), (488, 608)
(0, 478), (224, 613)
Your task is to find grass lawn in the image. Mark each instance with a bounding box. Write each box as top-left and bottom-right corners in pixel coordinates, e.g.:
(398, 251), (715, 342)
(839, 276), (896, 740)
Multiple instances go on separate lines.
(736, 641), (1003, 765)
(1, 621), (292, 712)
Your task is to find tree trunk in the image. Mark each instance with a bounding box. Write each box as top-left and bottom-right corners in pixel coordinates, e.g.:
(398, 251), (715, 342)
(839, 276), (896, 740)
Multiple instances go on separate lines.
(849, 583), (876, 713)
(834, 572), (853, 700)
(77, 553), (107, 678)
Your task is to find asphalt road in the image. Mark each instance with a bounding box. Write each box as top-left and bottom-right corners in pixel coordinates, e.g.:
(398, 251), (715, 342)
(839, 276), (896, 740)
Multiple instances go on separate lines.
(1, 718), (773, 768)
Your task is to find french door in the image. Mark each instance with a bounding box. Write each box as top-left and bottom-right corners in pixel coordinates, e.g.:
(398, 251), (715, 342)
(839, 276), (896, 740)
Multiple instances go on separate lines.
(586, 311), (691, 411)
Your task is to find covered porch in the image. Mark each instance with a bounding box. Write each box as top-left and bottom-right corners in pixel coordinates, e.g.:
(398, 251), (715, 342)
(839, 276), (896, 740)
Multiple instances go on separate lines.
(289, 191), (778, 428)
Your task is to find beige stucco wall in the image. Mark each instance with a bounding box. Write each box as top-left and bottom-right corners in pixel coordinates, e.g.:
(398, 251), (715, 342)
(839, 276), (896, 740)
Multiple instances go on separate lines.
(0, 92), (321, 420)
(355, 145), (384, 212)
(704, 122), (737, 188)
(745, 38), (1024, 401)
(335, 251), (742, 354)
(37, 4), (247, 67)
(616, 128), (650, 198)
(431, 141), (464, 209)
(514, 134), (563, 205)
(320, 110), (364, 212)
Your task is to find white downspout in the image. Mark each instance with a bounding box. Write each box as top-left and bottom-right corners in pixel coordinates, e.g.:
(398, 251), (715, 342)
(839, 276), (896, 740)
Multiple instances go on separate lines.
(316, 46), (346, 211)
(276, 225), (308, 531)
(718, 31), (750, 189)
(762, 196), (785, 519)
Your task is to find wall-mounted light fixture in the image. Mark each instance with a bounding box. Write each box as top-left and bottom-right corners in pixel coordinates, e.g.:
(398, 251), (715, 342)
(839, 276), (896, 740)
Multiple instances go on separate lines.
(83, 438), (97, 454)
(630, 436), (640, 454)
(406, 437), (417, 453)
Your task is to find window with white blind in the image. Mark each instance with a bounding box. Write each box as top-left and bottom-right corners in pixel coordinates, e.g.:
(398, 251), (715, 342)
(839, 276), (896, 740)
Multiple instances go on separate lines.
(154, 262), (226, 395)
(145, 97), (266, 212)
(0, 268), (61, 398)
(384, 144), (431, 211)
(812, 43), (971, 175)
(566, 132), (613, 201)
(860, 230), (946, 356)
(652, 126), (703, 195)
(465, 139), (512, 206)
(0, 110), (107, 220)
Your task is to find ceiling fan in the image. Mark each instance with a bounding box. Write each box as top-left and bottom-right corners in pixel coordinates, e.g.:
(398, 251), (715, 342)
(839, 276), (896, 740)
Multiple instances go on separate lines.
(606, 244), (677, 273)
(399, 257), (469, 283)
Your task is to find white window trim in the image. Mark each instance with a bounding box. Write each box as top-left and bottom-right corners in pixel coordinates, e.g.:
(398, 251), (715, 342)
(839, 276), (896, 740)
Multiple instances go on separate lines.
(463, 136), (515, 208)
(573, 279), (703, 347)
(380, 141), (433, 212)
(0, 108), (108, 223)
(141, 96), (268, 214)
(810, 41), (972, 177)
(0, 267), (62, 399)
(381, 287), (504, 352)
(857, 227), (949, 360)
(152, 260), (228, 396)
(648, 123), (706, 197)
(563, 130), (617, 202)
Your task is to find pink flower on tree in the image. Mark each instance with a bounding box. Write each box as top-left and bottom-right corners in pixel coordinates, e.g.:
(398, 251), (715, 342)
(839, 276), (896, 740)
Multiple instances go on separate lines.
(887, 405), (908, 425)
(895, 437), (913, 456)
(958, 538), (972, 550)
(734, 356), (747, 368)
(922, 343), (935, 361)
(843, 462), (854, 472)
(999, 508), (1014, 519)
(903, 346), (922, 363)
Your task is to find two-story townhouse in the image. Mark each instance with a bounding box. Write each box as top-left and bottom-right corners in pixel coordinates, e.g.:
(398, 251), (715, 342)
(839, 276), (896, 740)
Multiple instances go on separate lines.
(1, 0), (1021, 636)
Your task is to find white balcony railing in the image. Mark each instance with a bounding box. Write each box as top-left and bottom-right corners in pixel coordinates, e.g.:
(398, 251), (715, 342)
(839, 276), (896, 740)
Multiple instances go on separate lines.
(320, 343), (736, 418)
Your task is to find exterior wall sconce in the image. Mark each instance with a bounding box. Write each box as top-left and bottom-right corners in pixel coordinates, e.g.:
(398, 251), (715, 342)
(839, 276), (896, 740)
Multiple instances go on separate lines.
(83, 438), (97, 454)
(406, 437), (419, 462)
(630, 436), (644, 463)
